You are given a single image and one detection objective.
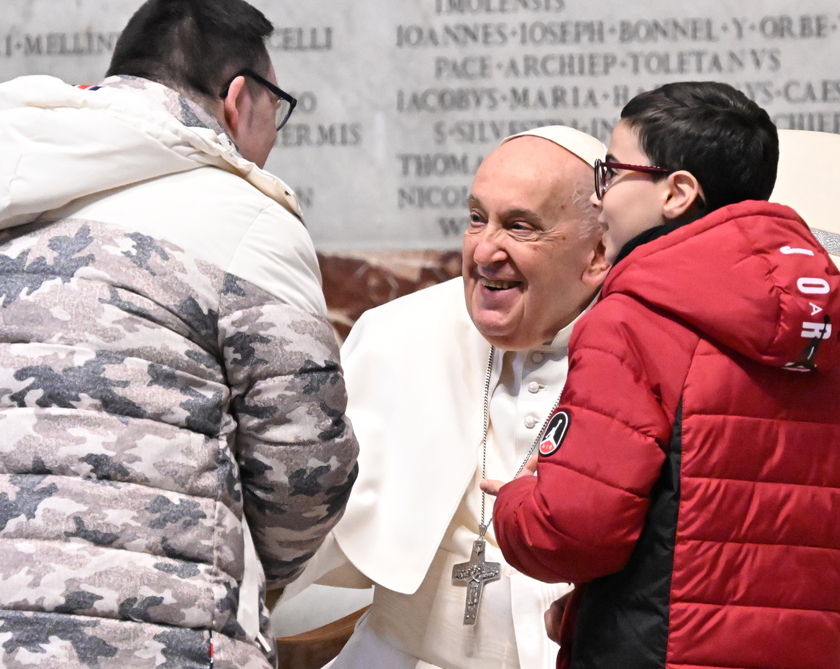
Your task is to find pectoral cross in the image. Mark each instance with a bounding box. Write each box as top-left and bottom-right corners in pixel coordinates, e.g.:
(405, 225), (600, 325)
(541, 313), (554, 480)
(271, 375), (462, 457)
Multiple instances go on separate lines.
(452, 539), (501, 625)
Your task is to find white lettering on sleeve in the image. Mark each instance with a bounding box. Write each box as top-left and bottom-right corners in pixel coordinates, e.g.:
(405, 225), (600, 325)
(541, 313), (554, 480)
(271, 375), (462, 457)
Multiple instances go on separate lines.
(802, 322), (833, 339)
(781, 246), (815, 256)
(797, 278), (831, 295)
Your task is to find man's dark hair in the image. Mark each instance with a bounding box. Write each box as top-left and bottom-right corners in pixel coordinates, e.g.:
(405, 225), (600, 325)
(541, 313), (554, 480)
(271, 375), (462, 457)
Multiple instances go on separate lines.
(107, 0), (273, 102)
(620, 81), (779, 213)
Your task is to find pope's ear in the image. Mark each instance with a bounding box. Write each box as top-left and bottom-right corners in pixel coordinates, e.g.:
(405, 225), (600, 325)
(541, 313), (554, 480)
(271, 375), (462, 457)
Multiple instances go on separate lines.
(582, 238), (611, 287)
(662, 171), (704, 220)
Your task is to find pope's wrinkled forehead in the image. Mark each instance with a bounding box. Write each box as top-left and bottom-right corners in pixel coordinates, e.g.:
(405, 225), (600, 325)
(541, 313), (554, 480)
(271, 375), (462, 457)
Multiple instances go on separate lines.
(469, 127), (605, 208)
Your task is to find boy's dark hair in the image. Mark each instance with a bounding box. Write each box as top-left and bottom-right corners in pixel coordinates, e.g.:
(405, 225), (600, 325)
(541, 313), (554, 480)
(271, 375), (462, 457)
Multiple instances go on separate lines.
(621, 81), (779, 213)
(107, 0), (273, 102)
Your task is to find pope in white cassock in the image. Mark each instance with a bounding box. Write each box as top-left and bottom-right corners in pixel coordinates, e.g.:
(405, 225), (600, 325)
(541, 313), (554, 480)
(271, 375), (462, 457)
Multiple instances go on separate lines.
(283, 126), (612, 669)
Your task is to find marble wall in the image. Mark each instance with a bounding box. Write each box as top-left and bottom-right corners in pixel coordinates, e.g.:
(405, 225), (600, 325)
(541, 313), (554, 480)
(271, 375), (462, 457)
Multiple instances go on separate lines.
(318, 250), (462, 338)
(1, 1), (839, 325)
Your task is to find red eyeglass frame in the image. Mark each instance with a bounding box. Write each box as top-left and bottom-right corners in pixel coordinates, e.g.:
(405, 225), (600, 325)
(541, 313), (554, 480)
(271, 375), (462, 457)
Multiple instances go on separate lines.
(594, 159), (673, 200)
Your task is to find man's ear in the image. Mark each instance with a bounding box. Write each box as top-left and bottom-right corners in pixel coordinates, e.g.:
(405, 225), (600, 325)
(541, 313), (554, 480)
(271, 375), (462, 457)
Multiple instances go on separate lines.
(582, 238), (611, 287)
(662, 171), (704, 220)
(221, 75), (248, 138)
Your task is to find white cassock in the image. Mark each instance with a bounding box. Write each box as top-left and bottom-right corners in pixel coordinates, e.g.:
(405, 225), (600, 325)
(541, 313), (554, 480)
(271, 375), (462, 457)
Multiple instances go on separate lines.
(285, 278), (584, 669)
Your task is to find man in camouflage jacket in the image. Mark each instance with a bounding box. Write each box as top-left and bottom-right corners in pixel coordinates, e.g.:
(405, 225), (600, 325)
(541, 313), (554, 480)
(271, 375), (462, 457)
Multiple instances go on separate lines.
(0, 1), (358, 667)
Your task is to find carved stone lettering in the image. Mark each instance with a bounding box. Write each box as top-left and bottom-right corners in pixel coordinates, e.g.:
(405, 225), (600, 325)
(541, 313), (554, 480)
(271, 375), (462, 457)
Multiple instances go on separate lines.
(0, 0), (837, 249)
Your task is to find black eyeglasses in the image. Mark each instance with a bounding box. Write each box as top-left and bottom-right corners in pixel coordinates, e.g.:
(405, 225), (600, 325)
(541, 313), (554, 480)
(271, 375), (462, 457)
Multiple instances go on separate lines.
(594, 158), (673, 200)
(219, 68), (297, 131)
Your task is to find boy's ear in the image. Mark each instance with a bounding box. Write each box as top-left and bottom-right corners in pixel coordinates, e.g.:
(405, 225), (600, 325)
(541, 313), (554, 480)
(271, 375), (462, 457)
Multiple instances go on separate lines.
(582, 238), (611, 287)
(662, 171), (705, 220)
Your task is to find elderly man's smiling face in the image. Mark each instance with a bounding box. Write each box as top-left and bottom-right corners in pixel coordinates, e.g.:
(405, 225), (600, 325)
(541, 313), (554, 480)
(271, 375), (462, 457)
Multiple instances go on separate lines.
(462, 136), (609, 351)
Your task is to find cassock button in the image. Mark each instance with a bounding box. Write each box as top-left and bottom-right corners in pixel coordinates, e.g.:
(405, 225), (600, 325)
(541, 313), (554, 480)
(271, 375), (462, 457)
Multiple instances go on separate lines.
(531, 352), (545, 364)
(525, 416), (538, 429)
(528, 382), (540, 394)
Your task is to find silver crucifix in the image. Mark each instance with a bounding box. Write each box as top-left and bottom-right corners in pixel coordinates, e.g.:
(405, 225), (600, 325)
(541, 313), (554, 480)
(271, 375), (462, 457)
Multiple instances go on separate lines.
(452, 539), (501, 625)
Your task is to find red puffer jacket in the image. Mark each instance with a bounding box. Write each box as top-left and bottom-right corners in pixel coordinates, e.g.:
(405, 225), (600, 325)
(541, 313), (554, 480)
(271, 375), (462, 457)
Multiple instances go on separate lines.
(494, 201), (840, 669)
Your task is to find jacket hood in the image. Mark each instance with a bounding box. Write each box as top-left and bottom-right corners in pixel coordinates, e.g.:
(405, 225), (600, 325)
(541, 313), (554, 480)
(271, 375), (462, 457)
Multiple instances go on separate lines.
(602, 201), (840, 371)
(0, 75), (302, 230)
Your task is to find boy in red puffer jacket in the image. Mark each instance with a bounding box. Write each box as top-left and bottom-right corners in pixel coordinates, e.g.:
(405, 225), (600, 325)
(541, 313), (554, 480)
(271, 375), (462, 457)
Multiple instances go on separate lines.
(490, 81), (840, 669)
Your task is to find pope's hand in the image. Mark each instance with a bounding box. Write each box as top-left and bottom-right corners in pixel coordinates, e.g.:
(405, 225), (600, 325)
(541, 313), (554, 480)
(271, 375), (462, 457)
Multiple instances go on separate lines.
(480, 452), (539, 497)
(479, 478), (504, 496)
(521, 451), (538, 477)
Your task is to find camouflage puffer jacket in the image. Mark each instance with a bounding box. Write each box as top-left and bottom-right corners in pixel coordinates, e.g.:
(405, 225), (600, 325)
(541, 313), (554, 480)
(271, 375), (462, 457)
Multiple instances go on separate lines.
(0, 76), (358, 669)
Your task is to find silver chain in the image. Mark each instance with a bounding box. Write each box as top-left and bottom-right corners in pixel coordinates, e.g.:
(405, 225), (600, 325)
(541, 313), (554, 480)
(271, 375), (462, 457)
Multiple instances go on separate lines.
(479, 346), (562, 539)
(478, 346), (495, 538)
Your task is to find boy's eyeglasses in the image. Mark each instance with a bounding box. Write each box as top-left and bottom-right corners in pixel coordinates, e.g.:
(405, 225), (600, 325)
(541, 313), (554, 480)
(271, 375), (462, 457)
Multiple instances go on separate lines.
(219, 69), (297, 131)
(594, 159), (673, 200)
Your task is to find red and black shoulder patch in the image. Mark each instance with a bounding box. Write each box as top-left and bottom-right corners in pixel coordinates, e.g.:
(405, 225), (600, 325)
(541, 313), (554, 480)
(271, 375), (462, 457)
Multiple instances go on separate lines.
(539, 410), (570, 457)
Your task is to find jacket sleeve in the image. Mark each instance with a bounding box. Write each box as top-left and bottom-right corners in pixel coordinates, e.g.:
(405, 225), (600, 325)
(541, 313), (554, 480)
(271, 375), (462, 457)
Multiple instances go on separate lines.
(219, 213), (358, 589)
(494, 298), (686, 584)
